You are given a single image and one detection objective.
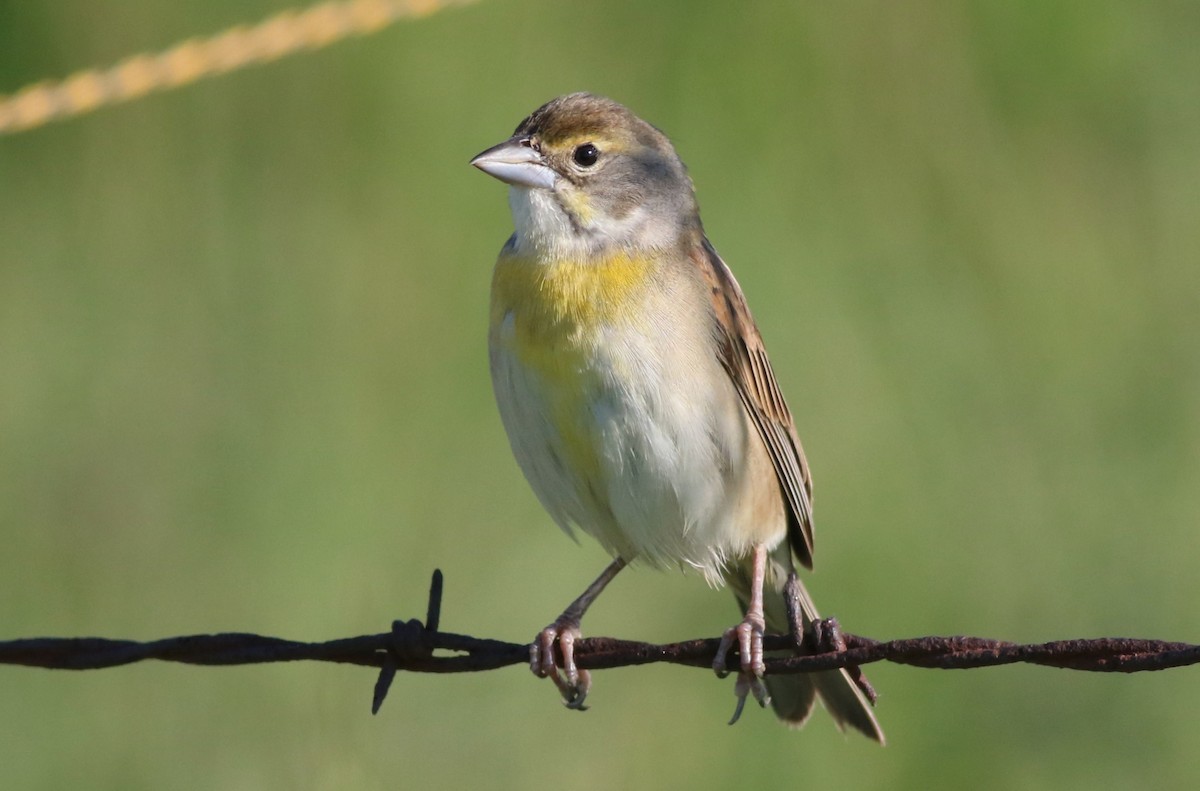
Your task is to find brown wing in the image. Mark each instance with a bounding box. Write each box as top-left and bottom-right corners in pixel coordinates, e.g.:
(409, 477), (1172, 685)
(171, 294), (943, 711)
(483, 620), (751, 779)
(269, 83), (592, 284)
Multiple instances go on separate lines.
(692, 237), (815, 568)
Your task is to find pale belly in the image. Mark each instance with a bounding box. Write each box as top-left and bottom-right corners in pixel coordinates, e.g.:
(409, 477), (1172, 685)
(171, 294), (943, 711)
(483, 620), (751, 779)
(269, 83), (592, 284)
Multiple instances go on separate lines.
(489, 308), (786, 584)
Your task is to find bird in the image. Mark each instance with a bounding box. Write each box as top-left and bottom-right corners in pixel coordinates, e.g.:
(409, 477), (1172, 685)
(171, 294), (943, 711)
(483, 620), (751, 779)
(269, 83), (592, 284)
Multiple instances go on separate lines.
(470, 92), (882, 741)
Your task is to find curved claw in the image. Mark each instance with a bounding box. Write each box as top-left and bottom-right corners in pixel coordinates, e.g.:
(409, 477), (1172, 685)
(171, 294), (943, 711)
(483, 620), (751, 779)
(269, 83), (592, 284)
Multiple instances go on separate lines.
(728, 672), (771, 725)
(713, 627), (735, 678)
(530, 620), (589, 709)
(560, 669), (591, 710)
(715, 610), (769, 724)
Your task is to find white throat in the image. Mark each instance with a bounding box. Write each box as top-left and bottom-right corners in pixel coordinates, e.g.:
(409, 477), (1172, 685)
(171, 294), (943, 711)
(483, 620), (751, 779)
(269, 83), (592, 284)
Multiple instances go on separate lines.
(507, 187), (585, 259)
(507, 186), (680, 260)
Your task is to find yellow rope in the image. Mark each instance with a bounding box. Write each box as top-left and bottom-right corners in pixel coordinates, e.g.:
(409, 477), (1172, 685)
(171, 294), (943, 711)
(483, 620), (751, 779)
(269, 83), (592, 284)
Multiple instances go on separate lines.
(0, 0), (477, 136)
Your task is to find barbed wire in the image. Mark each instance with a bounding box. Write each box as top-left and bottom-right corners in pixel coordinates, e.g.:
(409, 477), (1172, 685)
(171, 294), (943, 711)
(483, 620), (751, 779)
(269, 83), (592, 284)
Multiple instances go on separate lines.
(3, 570), (1197, 715)
(0, 0), (478, 136)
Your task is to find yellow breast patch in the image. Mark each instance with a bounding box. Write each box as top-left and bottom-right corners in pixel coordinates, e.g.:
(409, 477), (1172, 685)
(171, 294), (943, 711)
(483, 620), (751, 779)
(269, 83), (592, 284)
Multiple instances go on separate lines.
(490, 251), (655, 357)
(490, 250), (657, 492)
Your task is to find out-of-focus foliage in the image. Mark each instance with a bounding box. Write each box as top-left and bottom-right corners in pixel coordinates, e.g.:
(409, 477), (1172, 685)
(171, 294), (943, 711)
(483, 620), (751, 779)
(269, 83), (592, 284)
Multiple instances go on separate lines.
(2, 2), (1198, 788)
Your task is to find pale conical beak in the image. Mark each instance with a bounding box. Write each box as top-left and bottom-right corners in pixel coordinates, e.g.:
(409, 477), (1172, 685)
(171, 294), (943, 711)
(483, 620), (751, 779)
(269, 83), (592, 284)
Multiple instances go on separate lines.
(470, 138), (557, 190)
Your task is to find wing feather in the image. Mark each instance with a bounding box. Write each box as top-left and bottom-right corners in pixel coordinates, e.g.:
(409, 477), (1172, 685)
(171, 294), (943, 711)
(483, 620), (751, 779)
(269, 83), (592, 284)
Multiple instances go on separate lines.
(692, 238), (815, 568)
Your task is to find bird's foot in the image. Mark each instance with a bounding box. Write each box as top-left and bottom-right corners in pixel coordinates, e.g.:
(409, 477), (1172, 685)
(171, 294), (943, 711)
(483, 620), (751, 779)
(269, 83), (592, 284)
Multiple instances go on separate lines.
(713, 611), (771, 724)
(809, 616), (879, 706)
(530, 618), (590, 710)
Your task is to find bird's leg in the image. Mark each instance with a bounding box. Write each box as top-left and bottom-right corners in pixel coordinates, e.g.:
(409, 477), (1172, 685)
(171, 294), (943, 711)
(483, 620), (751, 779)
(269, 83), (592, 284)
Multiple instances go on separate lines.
(714, 543), (770, 723)
(531, 556), (627, 710)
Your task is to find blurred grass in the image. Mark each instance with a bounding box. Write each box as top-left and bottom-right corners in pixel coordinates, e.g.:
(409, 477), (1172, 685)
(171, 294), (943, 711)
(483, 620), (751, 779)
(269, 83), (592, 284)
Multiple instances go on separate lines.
(2, 0), (1199, 788)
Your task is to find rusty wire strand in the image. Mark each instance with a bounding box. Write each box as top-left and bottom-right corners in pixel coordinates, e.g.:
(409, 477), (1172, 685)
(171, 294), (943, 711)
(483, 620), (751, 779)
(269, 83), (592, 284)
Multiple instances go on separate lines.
(2, 570), (1197, 714)
(0, 0), (479, 135)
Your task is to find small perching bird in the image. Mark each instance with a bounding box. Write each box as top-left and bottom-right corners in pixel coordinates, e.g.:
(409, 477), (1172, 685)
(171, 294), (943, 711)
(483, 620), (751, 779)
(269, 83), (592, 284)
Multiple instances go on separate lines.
(471, 93), (882, 741)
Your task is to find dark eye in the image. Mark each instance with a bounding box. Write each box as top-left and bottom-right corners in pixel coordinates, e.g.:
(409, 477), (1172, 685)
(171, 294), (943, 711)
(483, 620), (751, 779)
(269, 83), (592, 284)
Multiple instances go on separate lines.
(573, 143), (599, 167)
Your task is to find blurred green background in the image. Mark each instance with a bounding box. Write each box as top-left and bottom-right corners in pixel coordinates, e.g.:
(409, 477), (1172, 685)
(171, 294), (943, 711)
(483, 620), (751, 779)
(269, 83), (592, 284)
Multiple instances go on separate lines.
(2, 0), (1199, 788)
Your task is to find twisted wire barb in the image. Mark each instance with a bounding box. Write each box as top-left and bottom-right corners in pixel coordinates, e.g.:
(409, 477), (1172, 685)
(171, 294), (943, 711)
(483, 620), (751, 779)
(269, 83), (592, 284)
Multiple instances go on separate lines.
(1, 570), (1196, 714)
(0, 0), (478, 135)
